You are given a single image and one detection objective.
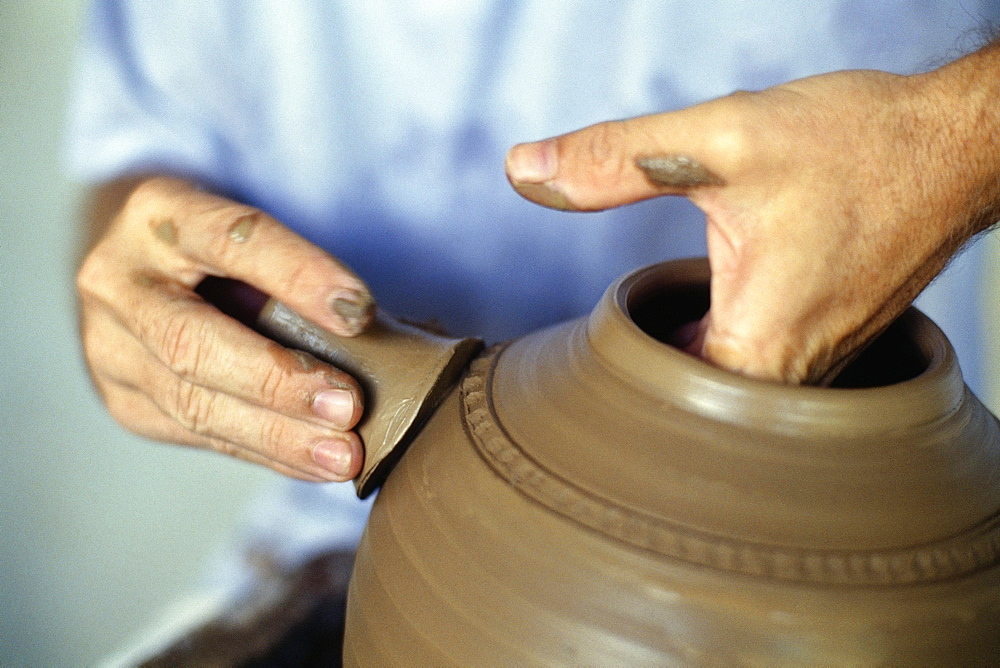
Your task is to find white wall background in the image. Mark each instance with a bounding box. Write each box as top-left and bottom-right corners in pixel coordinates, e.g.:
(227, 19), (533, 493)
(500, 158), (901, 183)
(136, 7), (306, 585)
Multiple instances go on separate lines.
(3, 3), (1000, 667)
(0, 4), (274, 665)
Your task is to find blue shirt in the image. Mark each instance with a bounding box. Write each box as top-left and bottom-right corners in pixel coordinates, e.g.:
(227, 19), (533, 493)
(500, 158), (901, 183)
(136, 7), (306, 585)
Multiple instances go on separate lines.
(67, 0), (997, 566)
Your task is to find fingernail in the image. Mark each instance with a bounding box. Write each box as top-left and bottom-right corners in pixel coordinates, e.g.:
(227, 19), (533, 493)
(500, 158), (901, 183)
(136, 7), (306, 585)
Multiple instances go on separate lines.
(313, 439), (353, 478)
(330, 288), (375, 335)
(313, 389), (354, 428)
(506, 141), (576, 210)
(506, 140), (558, 184)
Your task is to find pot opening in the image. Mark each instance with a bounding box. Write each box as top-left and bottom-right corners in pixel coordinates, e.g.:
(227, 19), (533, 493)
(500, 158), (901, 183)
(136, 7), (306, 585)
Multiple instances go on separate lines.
(627, 281), (929, 388)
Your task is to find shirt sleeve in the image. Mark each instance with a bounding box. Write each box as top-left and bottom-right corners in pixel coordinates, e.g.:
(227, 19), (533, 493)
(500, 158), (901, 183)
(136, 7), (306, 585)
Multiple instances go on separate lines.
(64, 0), (237, 186)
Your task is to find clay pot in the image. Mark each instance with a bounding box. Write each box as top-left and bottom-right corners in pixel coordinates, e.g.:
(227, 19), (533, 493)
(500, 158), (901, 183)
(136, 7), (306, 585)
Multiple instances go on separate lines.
(260, 258), (1000, 663)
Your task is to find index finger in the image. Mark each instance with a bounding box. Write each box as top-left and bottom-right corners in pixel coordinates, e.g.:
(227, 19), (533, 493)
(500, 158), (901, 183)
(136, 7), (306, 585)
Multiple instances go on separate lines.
(131, 177), (374, 337)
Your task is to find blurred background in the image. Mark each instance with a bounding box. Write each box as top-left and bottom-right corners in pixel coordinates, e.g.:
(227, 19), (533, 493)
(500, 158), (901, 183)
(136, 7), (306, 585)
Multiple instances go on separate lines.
(3, 3), (1000, 666)
(1, 4), (274, 665)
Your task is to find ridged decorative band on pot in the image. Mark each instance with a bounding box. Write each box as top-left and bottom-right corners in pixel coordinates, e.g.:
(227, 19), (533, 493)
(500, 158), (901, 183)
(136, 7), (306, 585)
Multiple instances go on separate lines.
(336, 258), (1000, 664)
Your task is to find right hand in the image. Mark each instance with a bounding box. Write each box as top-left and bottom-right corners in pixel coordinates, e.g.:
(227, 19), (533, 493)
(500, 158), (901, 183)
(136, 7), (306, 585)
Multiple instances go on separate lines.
(77, 176), (374, 481)
(506, 63), (1000, 385)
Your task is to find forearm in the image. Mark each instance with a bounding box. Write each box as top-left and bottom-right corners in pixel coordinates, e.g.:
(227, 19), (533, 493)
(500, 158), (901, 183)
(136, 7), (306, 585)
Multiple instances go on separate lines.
(915, 38), (1000, 240)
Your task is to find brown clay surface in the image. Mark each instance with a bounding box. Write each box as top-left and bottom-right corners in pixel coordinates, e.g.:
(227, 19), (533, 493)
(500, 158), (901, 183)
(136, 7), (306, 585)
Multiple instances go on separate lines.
(257, 303), (481, 497)
(343, 258), (1000, 663)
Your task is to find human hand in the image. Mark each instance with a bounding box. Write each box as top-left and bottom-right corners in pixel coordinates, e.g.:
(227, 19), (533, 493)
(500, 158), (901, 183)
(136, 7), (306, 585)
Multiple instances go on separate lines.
(506, 61), (1000, 384)
(77, 176), (374, 480)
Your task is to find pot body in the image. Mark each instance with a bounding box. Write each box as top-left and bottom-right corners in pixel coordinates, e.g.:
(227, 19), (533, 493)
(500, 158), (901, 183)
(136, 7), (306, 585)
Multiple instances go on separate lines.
(343, 259), (1000, 664)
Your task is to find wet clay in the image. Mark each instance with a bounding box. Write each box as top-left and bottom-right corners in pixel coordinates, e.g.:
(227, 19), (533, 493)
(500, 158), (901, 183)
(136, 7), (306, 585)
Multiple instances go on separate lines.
(333, 258), (1000, 663)
(227, 214), (258, 243)
(637, 154), (725, 188)
(256, 303), (482, 497)
(131, 272), (158, 289)
(289, 349), (319, 373)
(330, 290), (376, 335)
(153, 218), (178, 245)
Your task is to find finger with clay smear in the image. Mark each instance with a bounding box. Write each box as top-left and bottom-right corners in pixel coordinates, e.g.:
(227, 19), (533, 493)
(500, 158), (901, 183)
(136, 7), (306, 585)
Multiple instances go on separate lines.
(130, 177), (375, 337)
(84, 288), (365, 480)
(114, 271), (364, 430)
(505, 114), (726, 212)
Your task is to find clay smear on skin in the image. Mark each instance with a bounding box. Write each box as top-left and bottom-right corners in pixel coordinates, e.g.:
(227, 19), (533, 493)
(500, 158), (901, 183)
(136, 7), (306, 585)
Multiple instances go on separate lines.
(331, 291), (377, 335)
(228, 214), (259, 243)
(290, 349), (319, 372)
(636, 155), (726, 188)
(132, 272), (158, 288)
(153, 218), (179, 245)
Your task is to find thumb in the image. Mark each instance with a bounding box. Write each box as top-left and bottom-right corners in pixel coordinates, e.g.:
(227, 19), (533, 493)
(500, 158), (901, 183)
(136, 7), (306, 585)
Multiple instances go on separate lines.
(505, 116), (726, 212)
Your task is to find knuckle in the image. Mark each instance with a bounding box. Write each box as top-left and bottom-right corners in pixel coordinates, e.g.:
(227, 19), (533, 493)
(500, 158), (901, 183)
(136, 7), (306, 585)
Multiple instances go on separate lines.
(103, 387), (162, 441)
(283, 259), (322, 295)
(255, 414), (293, 461)
(75, 257), (100, 297)
(704, 93), (770, 168)
(123, 177), (177, 227)
(708, 113), (751, 157)
(157, 311), (215, 378)
(76, 250), (119, 305)
(256, 358), (289, 407)
(580, 120), (630, 175)
(128, 175), (171, 203)
(170, 379), (215, 435)
(707, 122), (755, 175)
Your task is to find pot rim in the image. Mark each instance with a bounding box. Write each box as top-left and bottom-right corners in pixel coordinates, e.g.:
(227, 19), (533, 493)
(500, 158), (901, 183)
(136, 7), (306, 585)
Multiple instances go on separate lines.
(587, 258), (966, 438)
